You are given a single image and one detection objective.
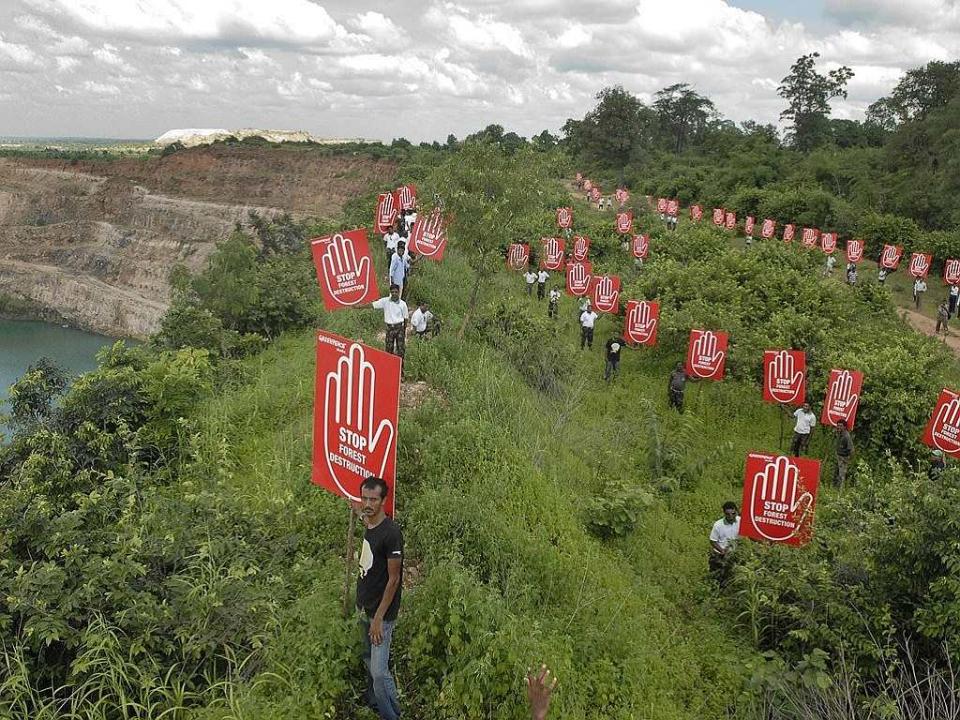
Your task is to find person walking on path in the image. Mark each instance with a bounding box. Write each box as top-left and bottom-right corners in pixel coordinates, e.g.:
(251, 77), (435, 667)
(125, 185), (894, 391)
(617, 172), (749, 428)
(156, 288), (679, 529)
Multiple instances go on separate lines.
(668, 362), (686, 412)
(937, 300), (950, 335)
(835, 419), (854, 488)
(914, 277), (928, 309)
(524, 269), (537, 297)
(548, 287), (561, 319)
(579, 304), (598, 350)
(537, 269), (549, 300)
(372, 285), (409, 360)
(383, 223), (401, 268)
(709, 501), (740, 586)
(388, 241), (412, 299)
(878, 268), (888, 285)
(604, 335), (626, 382)
(356, 477), (404, 720)
(949, 284), (959, 318)
(789, 402), (817, 456)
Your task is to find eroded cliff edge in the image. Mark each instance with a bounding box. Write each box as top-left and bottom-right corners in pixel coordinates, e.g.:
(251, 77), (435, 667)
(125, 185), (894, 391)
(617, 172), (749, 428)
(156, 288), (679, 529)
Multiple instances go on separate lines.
(0, 145), (396, 338)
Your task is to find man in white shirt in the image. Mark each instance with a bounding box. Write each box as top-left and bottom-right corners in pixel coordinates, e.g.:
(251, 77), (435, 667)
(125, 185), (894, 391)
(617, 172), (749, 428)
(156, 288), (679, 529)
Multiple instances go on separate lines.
(824, 255), (837, 275)
(372, 284), (409, 360)
(789, 402), (817, 456)
(548, 287), (561, 319)
(524, 270), (537, 296)
(536, 269), (549, 300)
(709, 501), (740, 585)
(579, 303), (598, 350)
(383, 226), (400, 268)
(410, 301), (434, 338)
(914, 277), (927, 309)
(949, 284), (959, 318)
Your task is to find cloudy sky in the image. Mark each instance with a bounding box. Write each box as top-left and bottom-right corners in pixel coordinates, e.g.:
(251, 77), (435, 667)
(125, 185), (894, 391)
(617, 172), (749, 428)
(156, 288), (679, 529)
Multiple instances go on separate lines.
(0, 0), (957, 142)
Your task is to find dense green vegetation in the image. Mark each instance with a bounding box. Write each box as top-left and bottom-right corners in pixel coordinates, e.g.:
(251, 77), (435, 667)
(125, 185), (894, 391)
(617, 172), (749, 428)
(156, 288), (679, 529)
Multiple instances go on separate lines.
(4, 54), (960, 719)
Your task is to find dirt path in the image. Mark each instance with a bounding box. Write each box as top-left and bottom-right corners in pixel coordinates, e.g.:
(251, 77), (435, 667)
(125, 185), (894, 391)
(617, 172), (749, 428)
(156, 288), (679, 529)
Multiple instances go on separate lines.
(899, 308), (960, 356)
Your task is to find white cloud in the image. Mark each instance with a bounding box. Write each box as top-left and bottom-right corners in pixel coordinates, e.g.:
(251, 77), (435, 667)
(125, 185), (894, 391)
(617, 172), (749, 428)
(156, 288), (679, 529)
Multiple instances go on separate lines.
(0, 32), (41, 67)
(54, 55), (78, 71)
(350, 11), (406, 44)
(556, 24), (591, 49)
(82, 79), (120, 95)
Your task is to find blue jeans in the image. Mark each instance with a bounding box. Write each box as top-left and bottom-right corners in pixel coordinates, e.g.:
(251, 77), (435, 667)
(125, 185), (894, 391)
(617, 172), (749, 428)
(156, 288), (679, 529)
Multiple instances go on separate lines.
(361, 615), (400, 719)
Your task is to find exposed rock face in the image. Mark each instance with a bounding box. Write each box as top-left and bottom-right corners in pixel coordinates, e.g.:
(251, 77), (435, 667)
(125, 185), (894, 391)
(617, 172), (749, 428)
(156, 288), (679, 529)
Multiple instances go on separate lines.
(0, 146), (396, 338)
(154, 128), (368, 147)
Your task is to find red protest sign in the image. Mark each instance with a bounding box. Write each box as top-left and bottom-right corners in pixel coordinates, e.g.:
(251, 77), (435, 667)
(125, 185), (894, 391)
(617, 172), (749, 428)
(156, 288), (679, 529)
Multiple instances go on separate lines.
(667, 199), (679, 217)
(712, 208), (725, 226)
(615, 188), (630, 205)
(631, 234), (649, 259)
(616, 211), (633, 234)
(572, 235), (590, 261)
(625, 300), (659, 346)
(782, 224), (796, 242)
(740, 453), (820, 547)
(589, 274), (621, 314)
(801, 227), (819, 248)
(880, 244), (903, 270)
(725, 211), (736, 230)
(313, 332), (401, 516)
(923, 388), (960, 458)
(846, 239), (864, 263)
(657, 198), (668, 213)
(690, 204), (703, 221)
(507, 243), (529, 270)
(575, 172), (583, 183)
(591, 187), (602, 202)
(310, 229), (380, 311)
(540, 237), (565, 270)
(763, 349), (806, 406)
(909, 252), (932, 278)
(397, 184), (417, 211)
(556, 207), (573, 229)
(375, 192), (398, 234)
(407, 208), (447, 261)
(945, 259), (960, 285)
(565, 260), (593, 297)
(820, 369), (863, 429)
(821, 232), (837, 254)
(685, 329), (728, 381)
(761, 218), (776, 239)
(583, 179), (593, 191)
(744, 216), (755, 236)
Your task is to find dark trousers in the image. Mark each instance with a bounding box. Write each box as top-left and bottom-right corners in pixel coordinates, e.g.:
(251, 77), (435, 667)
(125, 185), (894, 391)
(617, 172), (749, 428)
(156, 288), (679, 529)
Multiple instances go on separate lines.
(950, 294), (958, 318)
(548, 301), (557, 319)
(791, 431), (811, 456)
(526, 283), (534, 296)
(537, 282), (546, 300)
(835, 454), (851, 488)
(580, 326), (594, 349)
(669, 388), (684, 412)
(385, 323), (405, 359)
(937, 316), (949, 334)
(709, 552), (733, 587)
(604, 357), (620, 381)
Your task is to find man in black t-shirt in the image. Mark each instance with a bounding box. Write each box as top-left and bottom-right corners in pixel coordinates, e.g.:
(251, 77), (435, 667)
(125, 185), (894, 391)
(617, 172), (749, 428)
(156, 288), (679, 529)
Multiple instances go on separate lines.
(356, 477), (403, 720)
(668, 363), (686, 412)
(604, 336), (626, 382)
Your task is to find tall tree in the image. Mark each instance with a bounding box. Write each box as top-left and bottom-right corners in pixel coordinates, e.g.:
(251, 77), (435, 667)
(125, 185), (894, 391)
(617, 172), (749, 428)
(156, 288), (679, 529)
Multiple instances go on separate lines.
(653, 83), (716, 153)
(868, 60), (960, 128)
(778, 53), (854, 152)
(562, 85), (654, 175)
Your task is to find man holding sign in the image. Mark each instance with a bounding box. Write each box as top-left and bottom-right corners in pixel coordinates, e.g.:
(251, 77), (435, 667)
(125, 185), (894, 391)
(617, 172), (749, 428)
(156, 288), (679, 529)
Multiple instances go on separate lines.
(357, 477), (403, 720)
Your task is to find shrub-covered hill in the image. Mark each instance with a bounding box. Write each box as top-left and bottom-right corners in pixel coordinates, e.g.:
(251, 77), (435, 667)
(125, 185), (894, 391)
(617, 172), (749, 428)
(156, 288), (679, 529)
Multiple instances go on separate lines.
(3, 144), (960, 719)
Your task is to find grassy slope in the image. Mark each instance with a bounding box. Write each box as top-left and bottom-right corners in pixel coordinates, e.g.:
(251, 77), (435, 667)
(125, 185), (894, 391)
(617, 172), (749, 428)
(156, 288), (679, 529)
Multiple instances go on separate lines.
(185, 236), (766, 718)
(185, 186), (958, 719)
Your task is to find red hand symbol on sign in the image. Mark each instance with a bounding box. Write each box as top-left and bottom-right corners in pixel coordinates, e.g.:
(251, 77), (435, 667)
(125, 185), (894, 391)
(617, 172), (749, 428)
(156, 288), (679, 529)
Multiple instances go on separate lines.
(628, 301), (655, 341)
(324, 343), (395, 498)
(911, 254), (929, 276)
(932, 397), (960, 454)
(767, 350), (804, 403)
(946, 260), (960, 285)
(848, 240), (862, 260)
(415, 210), (445, 256)
(574, 236), (588, 260)
(544, 237), (562, 268)
(750, 456), (813, 542)
(594, 276), (618, 311)
(569, 263), (591, 293)
(882, 245), (899, 267)
(557, 207), (572, 228)
(825, 370), (859, 424)
(617, 213), (631, 233)
(692, 331), (724, 377)
(509, 244), (527, 268)
(378, 193), (396, 228)
(321, 233), (372, 307)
